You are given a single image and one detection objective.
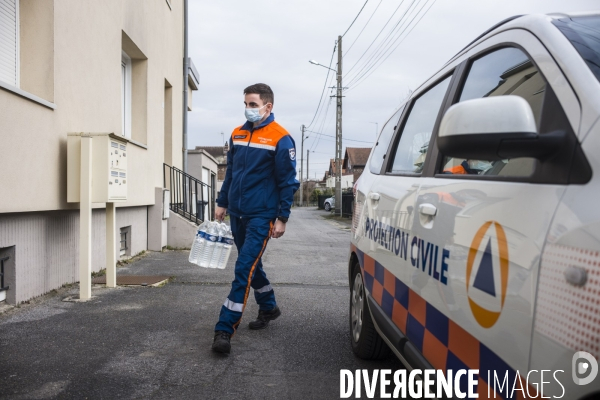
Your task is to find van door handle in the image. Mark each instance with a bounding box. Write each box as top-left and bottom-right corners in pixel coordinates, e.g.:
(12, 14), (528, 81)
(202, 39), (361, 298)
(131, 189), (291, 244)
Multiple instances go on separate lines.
(370, 193), (380, 201)
(419, 203), (437, 216)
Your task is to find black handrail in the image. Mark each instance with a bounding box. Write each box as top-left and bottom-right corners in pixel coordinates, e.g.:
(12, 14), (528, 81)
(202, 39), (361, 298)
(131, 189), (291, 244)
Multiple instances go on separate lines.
(163, 163), (215, 224)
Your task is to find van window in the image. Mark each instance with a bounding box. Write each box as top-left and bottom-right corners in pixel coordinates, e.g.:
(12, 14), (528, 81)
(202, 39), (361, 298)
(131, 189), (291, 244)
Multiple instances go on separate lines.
(553, 16), (600, 83)
(442, 47), (545, 177)
(369, 105), (405, 174)
(389, 76), (451, 174)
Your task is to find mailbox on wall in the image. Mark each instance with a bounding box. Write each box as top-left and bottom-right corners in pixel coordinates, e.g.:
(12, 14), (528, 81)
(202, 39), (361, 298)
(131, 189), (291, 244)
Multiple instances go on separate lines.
(67, 133), (128, 203)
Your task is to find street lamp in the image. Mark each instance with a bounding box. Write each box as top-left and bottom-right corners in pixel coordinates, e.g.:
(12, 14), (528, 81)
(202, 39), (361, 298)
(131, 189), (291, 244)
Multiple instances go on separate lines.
(308, 60), (337, 73)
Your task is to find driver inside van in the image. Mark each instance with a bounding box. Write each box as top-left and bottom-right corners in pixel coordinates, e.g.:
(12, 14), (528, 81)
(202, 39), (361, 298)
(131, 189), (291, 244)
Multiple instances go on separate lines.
(443, 159), (492, 174)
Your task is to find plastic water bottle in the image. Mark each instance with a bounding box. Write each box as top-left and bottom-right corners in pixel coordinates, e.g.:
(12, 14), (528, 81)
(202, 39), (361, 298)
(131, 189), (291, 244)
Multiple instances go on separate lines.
(188, 221), (209, 264)
(199, 222), (219, 268)
(217, 228), (234, 269)
(208, 223), (227, 268)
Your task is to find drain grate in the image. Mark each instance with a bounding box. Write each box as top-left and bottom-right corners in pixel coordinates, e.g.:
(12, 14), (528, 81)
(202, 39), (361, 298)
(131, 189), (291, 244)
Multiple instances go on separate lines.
(92, 275), (170, 286)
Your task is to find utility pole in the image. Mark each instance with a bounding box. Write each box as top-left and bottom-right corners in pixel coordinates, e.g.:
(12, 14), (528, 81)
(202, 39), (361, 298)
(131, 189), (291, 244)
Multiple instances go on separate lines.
(335, 35), (343, 217)
(307, 149), (310, 206)
(299, 124), (305, 207)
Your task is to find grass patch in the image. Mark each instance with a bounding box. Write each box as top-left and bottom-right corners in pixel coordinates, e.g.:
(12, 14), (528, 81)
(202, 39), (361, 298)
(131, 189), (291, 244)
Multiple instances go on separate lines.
(164, 245), (190, 251)
(117, 250), (148, 266)
(91, 269), (106, 278)
(321, 213), (351, 222)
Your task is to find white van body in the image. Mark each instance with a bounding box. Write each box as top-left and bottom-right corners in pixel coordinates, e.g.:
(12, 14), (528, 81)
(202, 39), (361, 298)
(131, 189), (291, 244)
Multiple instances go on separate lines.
(349, 12), (600, 399)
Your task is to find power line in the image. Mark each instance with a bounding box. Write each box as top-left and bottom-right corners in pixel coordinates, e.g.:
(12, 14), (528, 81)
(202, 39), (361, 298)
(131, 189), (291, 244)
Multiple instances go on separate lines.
(307, 130), (373, 144)
(311, 79), (336, 138)
(344, 0), (406, 77)
(346, 0), (422, 86)
(310, 95), (335, 152)
(347, 0), (428, 87)
(306, 42), (337, 129)
(342, 0), (370, 37)
(345, 0), (418, 86)
(344, 0), (383, 57)
(347, 0), (437, 91)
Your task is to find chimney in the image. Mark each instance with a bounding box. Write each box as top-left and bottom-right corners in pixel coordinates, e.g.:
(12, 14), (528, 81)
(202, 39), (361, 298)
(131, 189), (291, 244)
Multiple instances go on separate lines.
(223, 142), (229, 154)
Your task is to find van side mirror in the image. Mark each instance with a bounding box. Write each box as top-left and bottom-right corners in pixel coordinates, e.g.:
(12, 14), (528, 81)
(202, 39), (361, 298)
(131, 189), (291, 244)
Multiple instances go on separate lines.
(437, 96), (566, 160)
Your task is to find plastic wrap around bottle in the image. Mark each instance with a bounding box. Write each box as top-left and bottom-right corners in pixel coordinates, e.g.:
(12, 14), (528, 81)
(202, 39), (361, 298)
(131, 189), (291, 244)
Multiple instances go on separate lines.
(208, 223), (228, 268)
(188, 221), (209, 264)
(217, 230), (234, 269)
(199, 222), (219, 268)
(189, 221), (233, 269)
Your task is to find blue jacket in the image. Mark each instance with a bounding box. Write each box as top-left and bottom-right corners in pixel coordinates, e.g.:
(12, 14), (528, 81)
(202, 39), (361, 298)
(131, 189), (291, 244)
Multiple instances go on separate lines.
(216, 114), (299, 219)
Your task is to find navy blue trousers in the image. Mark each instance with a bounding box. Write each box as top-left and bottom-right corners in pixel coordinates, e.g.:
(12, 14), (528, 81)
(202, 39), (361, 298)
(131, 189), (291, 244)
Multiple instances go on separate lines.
(215, 216), (277, 334)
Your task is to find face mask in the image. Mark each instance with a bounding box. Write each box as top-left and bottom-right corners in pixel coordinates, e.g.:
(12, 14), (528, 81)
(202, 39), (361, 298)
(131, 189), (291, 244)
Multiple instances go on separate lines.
(245, 104), (268, 123)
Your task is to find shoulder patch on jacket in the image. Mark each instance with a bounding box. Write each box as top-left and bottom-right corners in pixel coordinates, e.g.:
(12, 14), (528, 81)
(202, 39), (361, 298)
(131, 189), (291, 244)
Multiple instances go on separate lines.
(289, 148), (296, 160)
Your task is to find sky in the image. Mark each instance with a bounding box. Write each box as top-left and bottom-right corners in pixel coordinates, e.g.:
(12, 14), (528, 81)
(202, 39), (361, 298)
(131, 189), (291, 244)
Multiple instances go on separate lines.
(187, 0), (599, 180)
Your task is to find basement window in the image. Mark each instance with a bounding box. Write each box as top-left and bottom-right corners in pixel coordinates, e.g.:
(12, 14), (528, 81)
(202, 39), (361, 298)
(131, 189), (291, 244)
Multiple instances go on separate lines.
(120, 226), (131, 256)
(1, 256), (9, 302)
(0, 246), (15, 304)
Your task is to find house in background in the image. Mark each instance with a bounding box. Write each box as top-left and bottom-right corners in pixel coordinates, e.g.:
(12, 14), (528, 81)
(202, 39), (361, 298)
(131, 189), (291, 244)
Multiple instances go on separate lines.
(189, 144), (228, 195)
(343, 147), (372, 183)
(0, 0), (199, 305)
(187, 147), (219, 221)
(325, 158), (353, 189)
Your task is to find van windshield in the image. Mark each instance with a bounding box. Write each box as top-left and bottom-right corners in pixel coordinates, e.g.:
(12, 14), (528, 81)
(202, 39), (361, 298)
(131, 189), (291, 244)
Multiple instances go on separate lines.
(553, 15), (600, 83)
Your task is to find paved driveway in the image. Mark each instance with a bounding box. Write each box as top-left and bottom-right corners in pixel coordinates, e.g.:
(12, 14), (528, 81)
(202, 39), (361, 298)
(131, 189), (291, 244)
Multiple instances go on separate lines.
(0, 208), (402, 399)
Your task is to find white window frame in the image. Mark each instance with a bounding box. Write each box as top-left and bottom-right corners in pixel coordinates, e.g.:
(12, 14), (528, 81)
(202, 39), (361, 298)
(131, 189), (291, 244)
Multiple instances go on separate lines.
(121, 51), (132, 138)
(0, 0), (20, 87)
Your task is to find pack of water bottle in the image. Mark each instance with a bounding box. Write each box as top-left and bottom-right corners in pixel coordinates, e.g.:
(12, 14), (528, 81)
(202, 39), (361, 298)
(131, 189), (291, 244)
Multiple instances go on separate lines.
(188, 221), (234, 269)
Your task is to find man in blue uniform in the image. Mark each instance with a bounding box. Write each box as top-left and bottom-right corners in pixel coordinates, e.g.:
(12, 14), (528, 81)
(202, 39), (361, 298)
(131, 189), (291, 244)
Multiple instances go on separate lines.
(212, 83), (299, 354)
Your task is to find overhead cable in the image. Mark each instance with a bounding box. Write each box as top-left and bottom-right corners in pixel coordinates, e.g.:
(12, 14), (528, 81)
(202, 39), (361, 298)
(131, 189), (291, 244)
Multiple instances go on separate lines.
(342, 0), (370, 37)
(344, 0), (383, 57)
(306, 42), (337, 129)
(345, 0), (419, 86)
(347, 0), (437, 91)
(344, 0), (406, 76)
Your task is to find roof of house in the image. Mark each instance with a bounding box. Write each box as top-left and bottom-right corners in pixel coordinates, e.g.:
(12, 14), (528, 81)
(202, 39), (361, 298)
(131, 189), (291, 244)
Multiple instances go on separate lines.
(186, 148), (218, 164)
(191, 146), (227, 163)
(343, 147), (371, 169)
(327, 158), (350, 176)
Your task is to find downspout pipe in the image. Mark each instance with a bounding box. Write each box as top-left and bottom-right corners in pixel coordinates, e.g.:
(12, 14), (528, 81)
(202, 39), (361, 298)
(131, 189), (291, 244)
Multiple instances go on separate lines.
(182, 0), (189, 173)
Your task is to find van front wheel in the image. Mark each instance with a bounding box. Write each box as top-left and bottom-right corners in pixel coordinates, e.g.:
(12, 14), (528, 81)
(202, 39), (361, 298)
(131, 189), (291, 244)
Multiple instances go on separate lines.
(349, 262), (390, 359)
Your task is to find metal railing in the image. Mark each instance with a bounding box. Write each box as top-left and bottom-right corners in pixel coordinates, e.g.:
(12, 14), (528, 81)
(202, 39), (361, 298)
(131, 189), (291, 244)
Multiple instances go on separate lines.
(163, 163), (215, 225)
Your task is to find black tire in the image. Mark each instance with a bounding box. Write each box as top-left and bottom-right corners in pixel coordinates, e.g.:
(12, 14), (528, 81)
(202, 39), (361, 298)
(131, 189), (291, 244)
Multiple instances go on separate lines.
(349, 262), (391, 359)
(324, 203), (331, 211)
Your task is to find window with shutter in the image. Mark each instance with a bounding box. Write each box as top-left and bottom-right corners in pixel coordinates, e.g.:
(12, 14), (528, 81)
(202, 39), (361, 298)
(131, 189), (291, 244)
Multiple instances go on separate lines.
(0, 0), (19, 87)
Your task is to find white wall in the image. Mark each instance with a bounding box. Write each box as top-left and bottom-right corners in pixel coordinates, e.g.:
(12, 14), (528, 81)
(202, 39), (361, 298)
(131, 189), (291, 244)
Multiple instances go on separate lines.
(0, 206), (147, 304)
(326, 174), (354, 189)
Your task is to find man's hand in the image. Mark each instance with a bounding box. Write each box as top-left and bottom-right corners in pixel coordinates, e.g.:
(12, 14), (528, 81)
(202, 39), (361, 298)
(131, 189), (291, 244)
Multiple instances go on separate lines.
(215, 206), (227, 222)
(272, 220), (286, 238)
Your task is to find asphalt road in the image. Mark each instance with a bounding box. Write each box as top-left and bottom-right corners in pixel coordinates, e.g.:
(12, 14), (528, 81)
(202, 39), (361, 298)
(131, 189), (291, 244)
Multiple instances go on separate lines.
(0, 208), (403, 400)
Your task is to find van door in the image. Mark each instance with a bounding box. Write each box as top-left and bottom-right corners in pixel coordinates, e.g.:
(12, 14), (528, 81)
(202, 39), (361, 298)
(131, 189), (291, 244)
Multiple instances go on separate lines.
(416, 33), (580, 397)
(358, 74), (453, 348)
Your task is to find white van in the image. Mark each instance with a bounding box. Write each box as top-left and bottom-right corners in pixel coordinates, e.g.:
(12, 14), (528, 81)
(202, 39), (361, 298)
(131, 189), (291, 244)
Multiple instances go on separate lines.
(349, 12), (600, 399)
